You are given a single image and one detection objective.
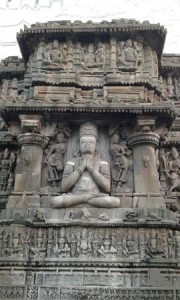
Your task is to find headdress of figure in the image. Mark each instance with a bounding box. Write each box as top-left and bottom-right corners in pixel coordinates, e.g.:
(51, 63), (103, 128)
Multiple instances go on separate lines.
(172, 146), (179, 159)
(77, 122), (99, 156)
(79, 122), (98, 140)
(3, 148), (9, 158)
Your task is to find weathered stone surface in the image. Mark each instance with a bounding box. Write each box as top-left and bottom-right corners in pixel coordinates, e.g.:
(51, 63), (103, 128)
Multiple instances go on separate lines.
(0, 19), (180, 299)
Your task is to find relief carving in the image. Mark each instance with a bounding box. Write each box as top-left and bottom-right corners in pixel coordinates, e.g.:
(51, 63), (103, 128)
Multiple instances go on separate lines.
(160, 147), (180, 192)
(36, 39), (72, 71)
(51, 122), (120, 208)
(110, 130), (132, 193)
(0, 226), (178, 262)
(61, 287), (174, 300)
(0, 78), (19, 103)
(117, 39), (143, 71)
(0, 19), (180, 297)
(78, 41), (106, 70)
(0, 286), (25, 299)
(0, 148), (16, 192)
(44, 127), (70, 191)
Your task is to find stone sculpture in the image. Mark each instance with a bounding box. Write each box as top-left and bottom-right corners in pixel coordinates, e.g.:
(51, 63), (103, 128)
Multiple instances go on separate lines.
(110, 132), (131, 192)
(161, 146), (180, 192)
(0, 19), (180, 299)
(44, 132), (68, 189)
(117, 39), (142, 70)
(0, 148), (15, 192)
(51, 122), (120, 208)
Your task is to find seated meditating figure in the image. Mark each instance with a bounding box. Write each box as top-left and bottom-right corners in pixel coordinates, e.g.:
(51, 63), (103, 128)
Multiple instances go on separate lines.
(51, 122), (120, 208)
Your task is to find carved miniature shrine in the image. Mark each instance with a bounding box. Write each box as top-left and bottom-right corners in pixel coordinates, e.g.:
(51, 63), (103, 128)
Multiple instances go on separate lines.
(0, 19), (180, 299)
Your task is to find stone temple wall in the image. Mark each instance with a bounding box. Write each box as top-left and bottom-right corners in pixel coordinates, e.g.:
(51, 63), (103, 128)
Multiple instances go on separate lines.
(0, 19), (180, 299)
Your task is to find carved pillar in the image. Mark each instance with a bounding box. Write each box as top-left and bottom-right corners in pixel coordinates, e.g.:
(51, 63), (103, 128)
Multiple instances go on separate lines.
(7, 115), (49, 210)
(128, 125), (165, 208)
(14, 133), (49, 192)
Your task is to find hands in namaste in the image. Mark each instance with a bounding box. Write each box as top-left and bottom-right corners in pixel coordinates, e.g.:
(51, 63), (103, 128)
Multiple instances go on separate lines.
(80, 155), (94, 173)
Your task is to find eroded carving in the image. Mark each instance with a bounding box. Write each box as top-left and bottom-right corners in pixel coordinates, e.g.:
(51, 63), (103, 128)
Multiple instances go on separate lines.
(51, 122), (120, 208)
(44, 127), (70, 191)
(160, 146), (180, 192)
(110, 130), (132, 193)
(0, 148), (16, 192)
(117, 39), (143, 71)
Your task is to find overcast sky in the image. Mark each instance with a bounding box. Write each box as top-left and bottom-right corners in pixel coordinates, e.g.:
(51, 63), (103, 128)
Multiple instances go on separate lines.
(0, 0), (180, 59)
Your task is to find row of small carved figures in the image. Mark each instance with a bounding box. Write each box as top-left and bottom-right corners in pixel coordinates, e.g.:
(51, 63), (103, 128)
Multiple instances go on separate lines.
(0, 286), (24, 299)
(33, 39), (143, 71)
(3, 286), (180, 300)
(61, 289), (174, 300)
(1, 286), (173, 300)
(0, 227), (179, 260)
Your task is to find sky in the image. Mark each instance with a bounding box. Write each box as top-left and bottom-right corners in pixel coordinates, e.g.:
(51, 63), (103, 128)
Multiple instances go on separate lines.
(0, 0), (180, 59)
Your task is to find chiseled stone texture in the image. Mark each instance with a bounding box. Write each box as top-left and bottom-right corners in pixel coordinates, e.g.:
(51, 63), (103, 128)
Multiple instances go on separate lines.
(0, 18), (180, 299)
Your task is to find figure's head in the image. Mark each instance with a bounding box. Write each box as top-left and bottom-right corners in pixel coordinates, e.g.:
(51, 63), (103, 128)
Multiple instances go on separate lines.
(79, 122), (98, 154)
(172, 146), (179, 159)
(3, 148), (9, 159)
(111, 133), (120, 144)
(52, 39), (59, 49)
(56, 133), (65, 143)
(126, 39), (132, 47)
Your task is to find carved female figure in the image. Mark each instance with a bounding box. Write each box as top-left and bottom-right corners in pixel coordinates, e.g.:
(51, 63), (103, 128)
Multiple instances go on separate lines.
(110, 133), (130, 192)
(45, 133), (67, 187)
(0, 148), (12, 191)
(162, 146), (180, 191)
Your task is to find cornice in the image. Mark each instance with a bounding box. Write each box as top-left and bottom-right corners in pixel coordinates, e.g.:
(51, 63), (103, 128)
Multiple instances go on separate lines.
(0, 56), (25, 77)
(16, 19), (166, 62)
(1, 103), (175, 115)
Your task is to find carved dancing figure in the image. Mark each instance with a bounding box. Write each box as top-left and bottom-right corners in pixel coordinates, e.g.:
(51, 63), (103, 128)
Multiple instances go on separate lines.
(161, 147), (180, 191)
(44, 133), (67, 187)
(95, 42), (105, 68)
(110, 133), (130, 192)
(0, 148), (14, 191)
(51, 122), (120, 208)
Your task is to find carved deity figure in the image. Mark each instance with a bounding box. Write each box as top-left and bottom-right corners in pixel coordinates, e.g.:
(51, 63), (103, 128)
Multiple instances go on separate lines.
(0, 148), (15, 191)
(39, 39), (69, 70)
(78, 42), (105, 70)
(174, 77), (180, 99)
(51, 122), (120, 208)
(44, 133), (67, 188)
(145, 230), (164, 258)
(10, 231), (24, 257)
(122, 229), (139, 258)
(167, 231), (175, 258)
(95, 42), (105, 68)
(161, 146), (180, 192)
(54, 227), (70, 258)
(118, 39), (142, 70)
(30, 229), (46, 258)
(110, 133), (131, 193)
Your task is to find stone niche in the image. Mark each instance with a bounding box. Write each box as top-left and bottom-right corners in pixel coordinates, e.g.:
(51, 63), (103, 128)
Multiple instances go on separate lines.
(0, 19), (180, 299)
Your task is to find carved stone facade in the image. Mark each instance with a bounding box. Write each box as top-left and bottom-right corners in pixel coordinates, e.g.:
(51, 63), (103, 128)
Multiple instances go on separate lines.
(0, 19), (180, 299)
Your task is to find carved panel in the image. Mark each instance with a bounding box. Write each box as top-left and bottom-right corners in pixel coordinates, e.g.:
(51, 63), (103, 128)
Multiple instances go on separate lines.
(60, 288), (174, 300)
(159, 146), (180, 192)
(0, 148), (16, 193)
(42, 123), (70, 192)
(117, 39), (143, 72)
(0, 286), (25, 299)
(109, 129), (133, 193)
(0, 225), (178, 261)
